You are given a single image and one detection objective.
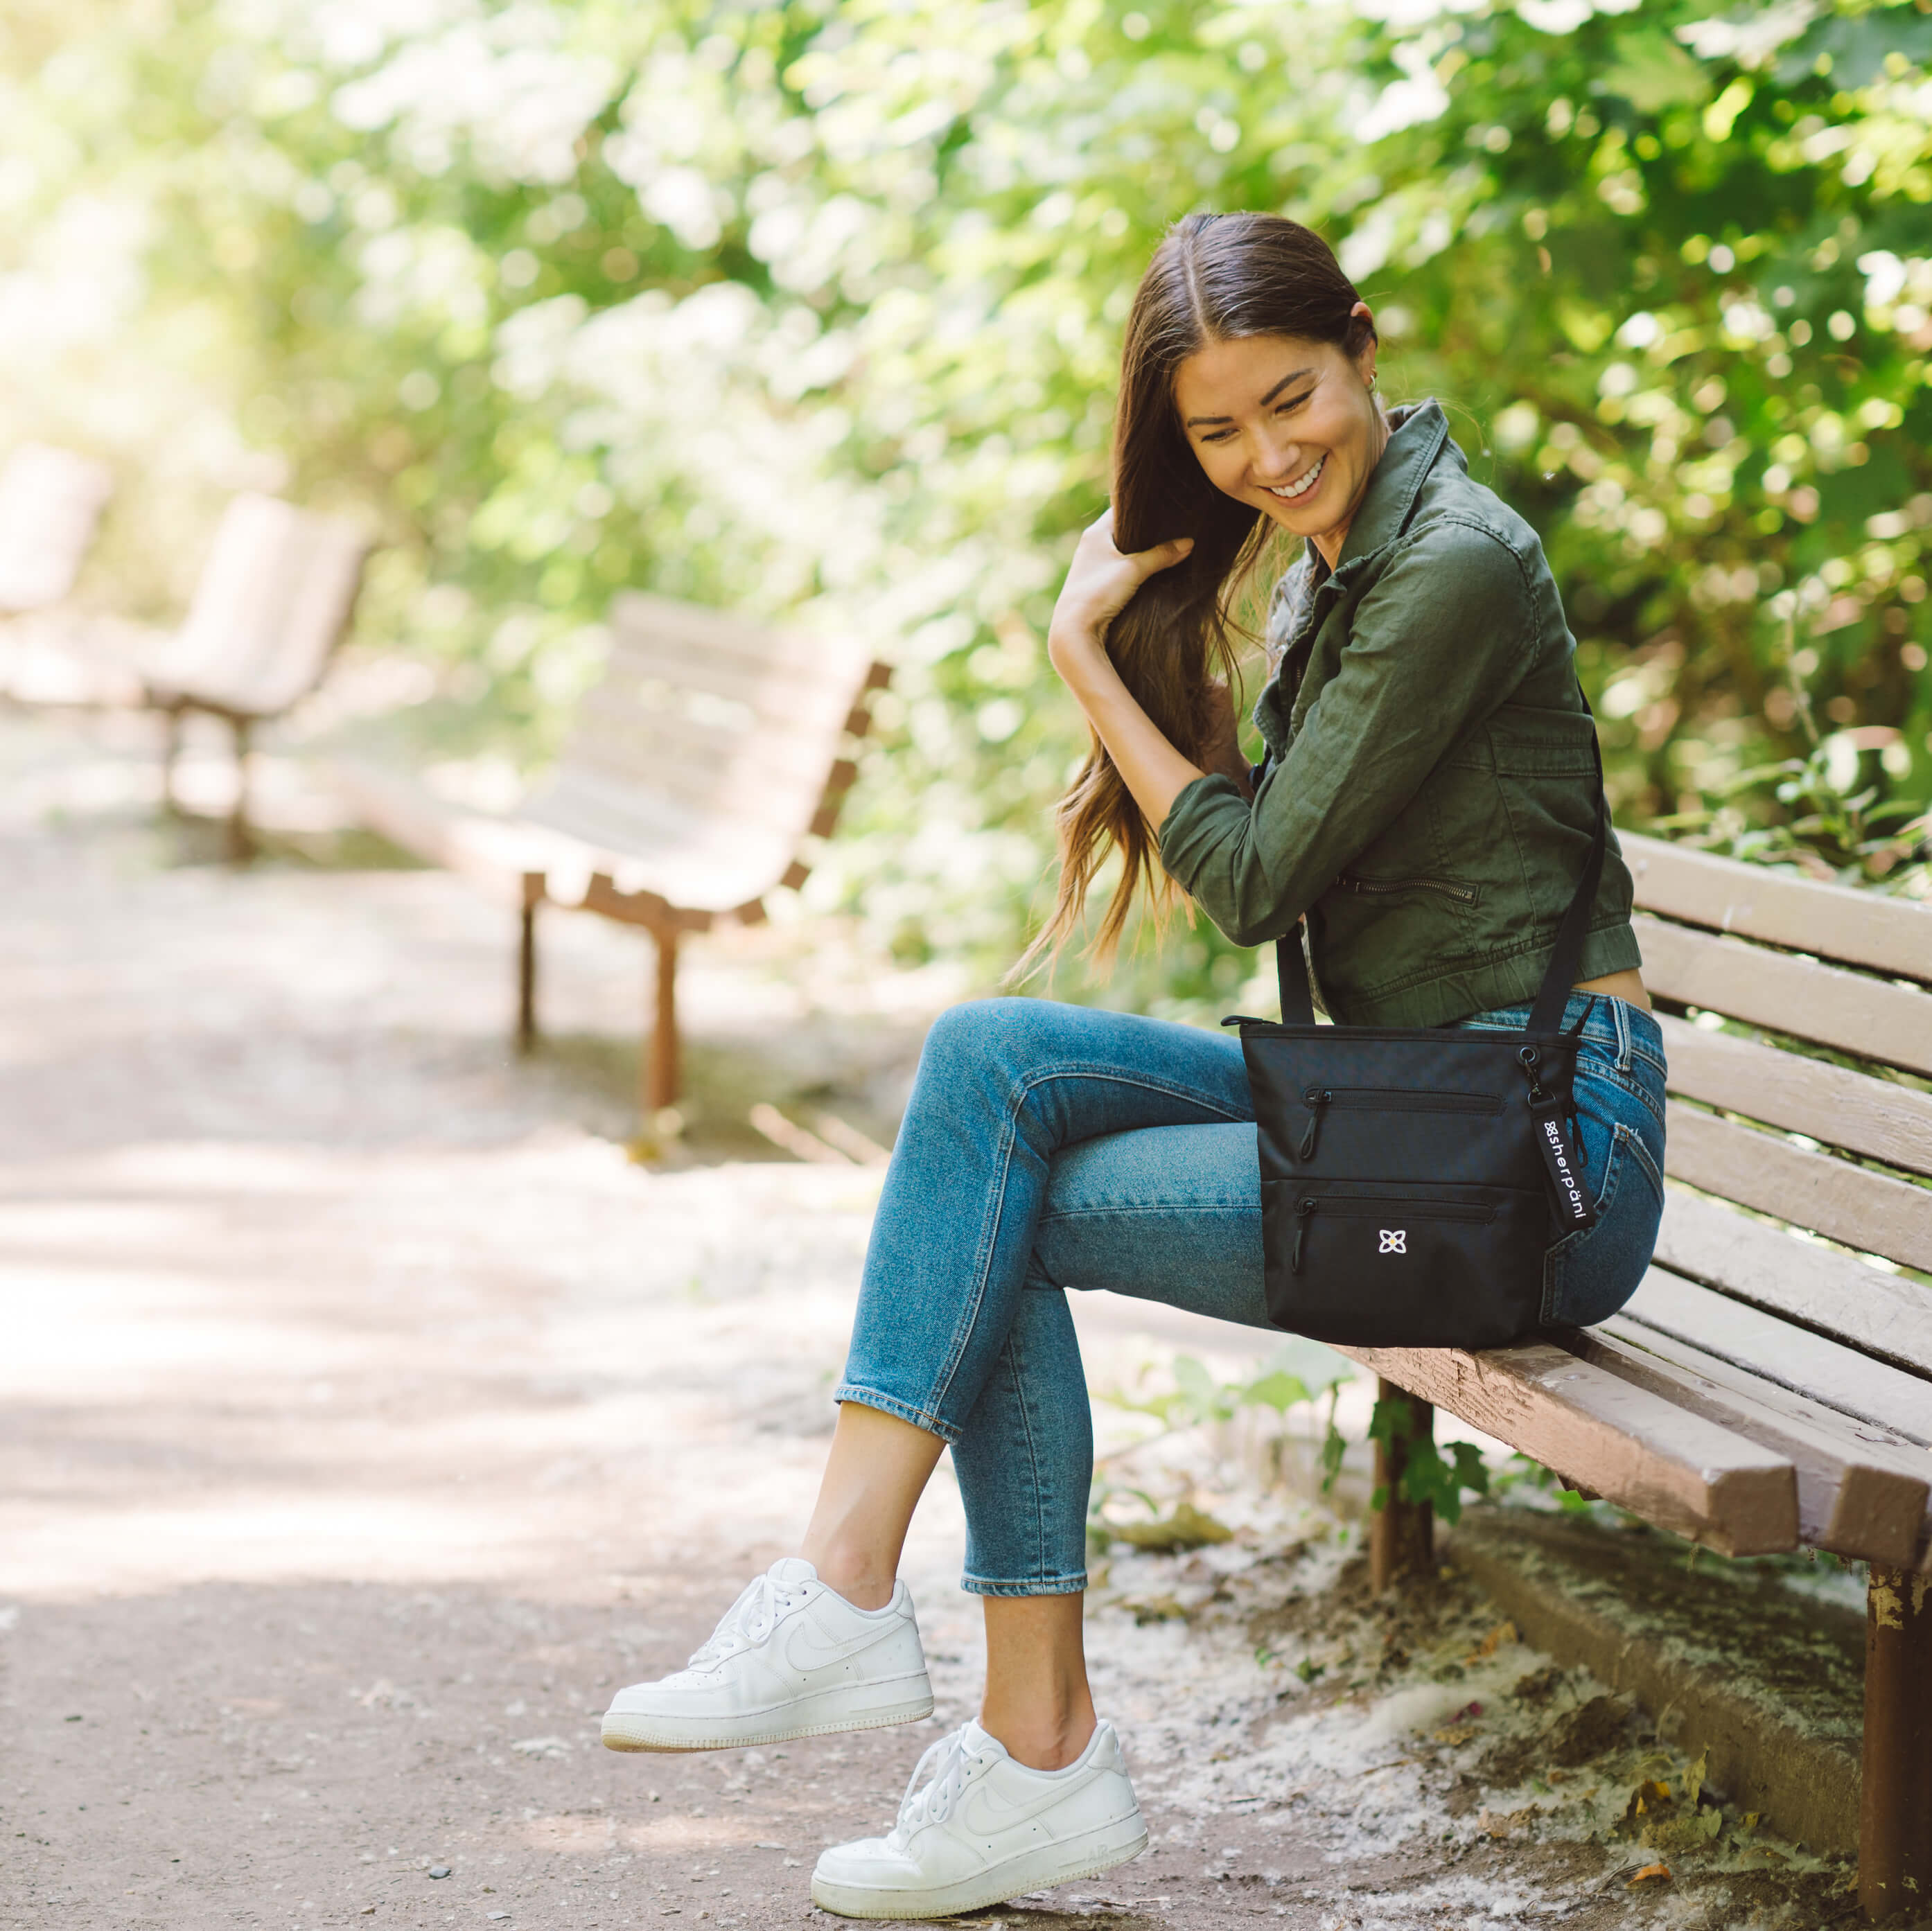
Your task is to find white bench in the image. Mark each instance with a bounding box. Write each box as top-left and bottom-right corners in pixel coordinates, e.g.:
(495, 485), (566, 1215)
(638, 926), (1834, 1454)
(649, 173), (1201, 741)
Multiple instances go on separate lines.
(1355, 834), (1931, 1917)
(1, 490), (369, 858)
(0, 443), (115, 615)
(334, 590), (888, 1119)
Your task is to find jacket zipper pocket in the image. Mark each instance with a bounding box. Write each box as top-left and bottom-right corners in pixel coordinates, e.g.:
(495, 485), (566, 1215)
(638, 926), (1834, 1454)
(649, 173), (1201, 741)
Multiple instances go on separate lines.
(1297, 1086), (1502, 1161)
(1336, 874), (1479, 904)
(1290, 1193), (1495, 1273)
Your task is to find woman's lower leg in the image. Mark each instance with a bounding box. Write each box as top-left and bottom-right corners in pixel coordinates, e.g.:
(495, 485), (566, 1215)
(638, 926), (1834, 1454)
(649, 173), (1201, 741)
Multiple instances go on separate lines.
(799, 1400), (945, 1610)
(980, 1593), (1096, 1770)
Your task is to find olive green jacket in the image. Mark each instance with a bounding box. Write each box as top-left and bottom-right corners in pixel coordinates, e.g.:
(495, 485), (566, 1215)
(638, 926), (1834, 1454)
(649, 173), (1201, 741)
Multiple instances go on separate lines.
(1157, 399), (1641, 1028)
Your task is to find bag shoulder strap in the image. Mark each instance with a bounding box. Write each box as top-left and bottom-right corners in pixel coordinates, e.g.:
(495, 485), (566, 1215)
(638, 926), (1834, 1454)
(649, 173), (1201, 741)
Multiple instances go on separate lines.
(1274, 682), (1608, 1035)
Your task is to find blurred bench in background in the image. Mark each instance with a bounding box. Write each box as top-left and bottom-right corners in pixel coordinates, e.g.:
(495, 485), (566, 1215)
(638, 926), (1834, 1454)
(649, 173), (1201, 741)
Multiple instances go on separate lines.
(0, 442), (116, 615)
(1358, 834), (1932, 1914)
(2, 488), (370, 858)
(332, 590), (889, 1121)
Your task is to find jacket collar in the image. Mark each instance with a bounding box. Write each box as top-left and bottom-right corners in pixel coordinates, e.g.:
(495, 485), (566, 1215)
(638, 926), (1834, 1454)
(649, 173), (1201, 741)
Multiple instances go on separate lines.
(1306, 397), (1452, 585)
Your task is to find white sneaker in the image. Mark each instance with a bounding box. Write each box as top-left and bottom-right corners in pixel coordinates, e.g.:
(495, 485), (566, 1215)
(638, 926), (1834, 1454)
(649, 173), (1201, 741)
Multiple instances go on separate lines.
(809, 1718), (1148, 1920)
(600, 1558), (933, 1752)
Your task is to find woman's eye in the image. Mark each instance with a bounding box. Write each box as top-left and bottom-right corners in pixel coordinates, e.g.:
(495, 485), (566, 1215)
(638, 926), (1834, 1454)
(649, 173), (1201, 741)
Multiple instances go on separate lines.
(1275, 392), (1310, 415)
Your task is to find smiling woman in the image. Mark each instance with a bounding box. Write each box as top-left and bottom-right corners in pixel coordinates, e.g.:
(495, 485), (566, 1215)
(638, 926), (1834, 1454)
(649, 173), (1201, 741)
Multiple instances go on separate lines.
(599, 211), (1664, 1923)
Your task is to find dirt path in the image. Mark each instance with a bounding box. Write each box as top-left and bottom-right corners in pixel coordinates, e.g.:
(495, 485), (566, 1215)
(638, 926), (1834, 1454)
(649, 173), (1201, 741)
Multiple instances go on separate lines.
(0, 715), (1845, 1930)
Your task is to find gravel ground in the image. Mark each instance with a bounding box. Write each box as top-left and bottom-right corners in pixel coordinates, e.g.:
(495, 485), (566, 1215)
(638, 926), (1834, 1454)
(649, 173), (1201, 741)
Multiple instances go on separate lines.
(0, 711), (1852, 1930)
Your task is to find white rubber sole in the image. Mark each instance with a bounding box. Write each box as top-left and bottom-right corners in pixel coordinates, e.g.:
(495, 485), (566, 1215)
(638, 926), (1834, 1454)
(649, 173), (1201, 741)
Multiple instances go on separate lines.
(809, 1813), (1150, 1920)
(600, 1677), (933, 1754)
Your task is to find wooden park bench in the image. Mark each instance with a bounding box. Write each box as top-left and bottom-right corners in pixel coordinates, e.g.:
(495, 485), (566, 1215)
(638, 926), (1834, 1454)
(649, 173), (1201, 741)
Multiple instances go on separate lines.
(0, 442), (115, 615)
(143, 493), (371, 857)
(332, 590), (888, 1121)
(1349, 832), (1932, 1918)
(1, 490), (370, 858)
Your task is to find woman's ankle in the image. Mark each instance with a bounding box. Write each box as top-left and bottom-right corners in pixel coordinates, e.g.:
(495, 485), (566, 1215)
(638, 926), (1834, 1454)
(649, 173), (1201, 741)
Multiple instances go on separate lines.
(980, 1704), (1097, 1772)
(800, 1546), (896, 1612)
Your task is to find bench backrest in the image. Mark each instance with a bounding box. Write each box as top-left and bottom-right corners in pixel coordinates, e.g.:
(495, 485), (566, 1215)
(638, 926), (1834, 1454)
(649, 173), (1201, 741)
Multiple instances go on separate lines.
(147, 493), (370, 716)
(1619, 832), (1932, 1448)
(521, 591), (887, 915)
(0, 444), (115, 613)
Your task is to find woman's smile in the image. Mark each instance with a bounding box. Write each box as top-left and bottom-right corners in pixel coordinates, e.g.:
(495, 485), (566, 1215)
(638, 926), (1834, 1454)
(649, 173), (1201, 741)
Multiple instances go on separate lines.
(1265, 453), (1325, 502)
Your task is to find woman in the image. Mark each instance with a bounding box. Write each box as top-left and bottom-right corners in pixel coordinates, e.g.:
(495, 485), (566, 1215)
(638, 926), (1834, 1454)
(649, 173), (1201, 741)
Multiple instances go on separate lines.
(599, 213), (1666, 1920)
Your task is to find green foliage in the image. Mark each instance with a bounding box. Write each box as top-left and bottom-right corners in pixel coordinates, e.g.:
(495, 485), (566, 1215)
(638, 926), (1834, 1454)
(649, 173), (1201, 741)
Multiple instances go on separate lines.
(1097, 1337), (1352, 1437)
(3, 0), (1927, 989)
(1368, 1391), (1491, 1526)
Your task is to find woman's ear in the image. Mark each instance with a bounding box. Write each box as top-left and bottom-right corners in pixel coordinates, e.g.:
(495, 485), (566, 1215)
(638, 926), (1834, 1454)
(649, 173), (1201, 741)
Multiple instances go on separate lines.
(1349, 300), (1378, 389)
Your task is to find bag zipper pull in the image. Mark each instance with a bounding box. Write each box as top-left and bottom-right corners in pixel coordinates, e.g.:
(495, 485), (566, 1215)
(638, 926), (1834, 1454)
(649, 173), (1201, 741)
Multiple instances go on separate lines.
(1299, 1088), (1329, 1162)
(1291, 1197), (1316, 1273)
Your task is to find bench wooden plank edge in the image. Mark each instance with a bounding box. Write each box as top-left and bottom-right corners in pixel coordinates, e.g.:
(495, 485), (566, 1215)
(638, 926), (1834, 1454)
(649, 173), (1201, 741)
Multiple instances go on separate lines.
(1664, 1102), (1932, 1277)
(1655, 1192), (1932, 1383)
(1625, 830), (1932, 985)
(1332, 1339), (1798, 1556)
(1635, 912), (1932, 1078)
(322, 758), (541, 905)
(1657, 1012), (1932, 1178)
(1623, 1269), (1932, 1452)
(1577, 1321), (1931, 1567)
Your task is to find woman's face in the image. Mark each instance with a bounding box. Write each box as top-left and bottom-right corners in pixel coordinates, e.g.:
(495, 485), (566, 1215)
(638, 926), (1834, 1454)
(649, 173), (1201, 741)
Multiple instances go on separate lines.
(1172, 318), (1383, 563)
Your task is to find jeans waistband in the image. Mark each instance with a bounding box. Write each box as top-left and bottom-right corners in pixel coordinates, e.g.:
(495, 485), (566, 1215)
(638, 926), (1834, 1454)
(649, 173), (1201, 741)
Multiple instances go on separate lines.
(1456, 994), (1664, 1074)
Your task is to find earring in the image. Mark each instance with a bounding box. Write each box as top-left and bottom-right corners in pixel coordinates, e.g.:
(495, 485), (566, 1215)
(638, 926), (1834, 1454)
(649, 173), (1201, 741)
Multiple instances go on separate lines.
(1368, 371), (1378, 390)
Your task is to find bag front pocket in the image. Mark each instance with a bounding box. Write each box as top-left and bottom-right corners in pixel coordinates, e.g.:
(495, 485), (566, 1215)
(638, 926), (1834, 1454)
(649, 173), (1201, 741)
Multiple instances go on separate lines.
(1295, 1085), (1502, 1163)
(1261, 1179), (1548, 1350)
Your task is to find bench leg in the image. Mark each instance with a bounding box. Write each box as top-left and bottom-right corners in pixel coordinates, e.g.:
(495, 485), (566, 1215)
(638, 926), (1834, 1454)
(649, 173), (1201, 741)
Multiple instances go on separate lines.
(158, 707), (182, 816)
(1370, 1379), (1435, 1592)
(225, 716), (254, 865)
(516, 899), (538, 1052)
(1860, 1567), (1932, 1921)
(645, 928), (679, 1116)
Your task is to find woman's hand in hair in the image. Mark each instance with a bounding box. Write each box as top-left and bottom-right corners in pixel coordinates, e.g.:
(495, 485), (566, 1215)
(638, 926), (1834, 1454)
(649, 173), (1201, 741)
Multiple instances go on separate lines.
(1047, 507), (1194, 676)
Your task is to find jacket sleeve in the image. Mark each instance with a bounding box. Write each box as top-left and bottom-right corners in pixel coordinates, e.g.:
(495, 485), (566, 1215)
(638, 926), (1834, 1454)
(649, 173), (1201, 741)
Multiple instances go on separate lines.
(1157, 521), (1539, 949)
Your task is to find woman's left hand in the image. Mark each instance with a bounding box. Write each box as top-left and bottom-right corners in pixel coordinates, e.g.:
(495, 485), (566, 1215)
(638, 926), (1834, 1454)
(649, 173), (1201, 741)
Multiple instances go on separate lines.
(1048, 508), (1193, 676)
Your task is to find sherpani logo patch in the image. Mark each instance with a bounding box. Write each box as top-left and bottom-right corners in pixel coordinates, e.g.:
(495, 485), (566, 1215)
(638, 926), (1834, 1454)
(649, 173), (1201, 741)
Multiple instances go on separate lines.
(1378, 1230), (1407, 1254)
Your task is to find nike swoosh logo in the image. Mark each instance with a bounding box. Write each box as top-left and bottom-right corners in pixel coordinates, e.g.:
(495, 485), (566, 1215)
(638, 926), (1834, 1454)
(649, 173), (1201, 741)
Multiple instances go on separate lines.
(782, 1613), (902, 1676)
(955, 1770), (1109, 1840)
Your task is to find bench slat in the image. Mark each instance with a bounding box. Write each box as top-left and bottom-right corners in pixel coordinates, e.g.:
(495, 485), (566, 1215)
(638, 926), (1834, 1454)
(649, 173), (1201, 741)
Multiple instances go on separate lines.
(601, 639), (873, 723)
(1655, 1192), (1932, 1377)
(1625, 831), (1932, 984)
(1665, 1103), (1932, 1275)
(608, 592), (873, 684)
(1335, 1339), (1797, 1555)
(1624, 1269), (1932, 1448)
(1658, 1012), (1932, 1178)
(561, 711), (850, 806)
(1580, 1322), (1931, 1567)
(1635, 912), (1932, 1077)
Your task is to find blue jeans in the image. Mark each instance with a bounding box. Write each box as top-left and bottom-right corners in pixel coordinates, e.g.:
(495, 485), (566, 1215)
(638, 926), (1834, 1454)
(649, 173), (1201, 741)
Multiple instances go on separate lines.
(836, 994), (1666, 1597)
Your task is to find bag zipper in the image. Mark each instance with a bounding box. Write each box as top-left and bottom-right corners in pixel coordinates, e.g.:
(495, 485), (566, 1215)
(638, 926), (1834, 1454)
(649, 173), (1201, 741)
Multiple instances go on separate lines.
(1290, 1193), (1495, 1273)
(1297, 1085), (1502, 1161)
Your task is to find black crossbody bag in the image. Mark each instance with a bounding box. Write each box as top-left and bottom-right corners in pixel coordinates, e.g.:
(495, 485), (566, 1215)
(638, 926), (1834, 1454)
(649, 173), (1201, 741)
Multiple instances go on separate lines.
(1222, 716), (1609, 1350)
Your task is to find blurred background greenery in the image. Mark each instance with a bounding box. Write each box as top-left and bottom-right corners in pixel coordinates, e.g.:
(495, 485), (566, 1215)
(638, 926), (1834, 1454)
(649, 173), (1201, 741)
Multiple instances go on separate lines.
(2, 0), (1926, 1016)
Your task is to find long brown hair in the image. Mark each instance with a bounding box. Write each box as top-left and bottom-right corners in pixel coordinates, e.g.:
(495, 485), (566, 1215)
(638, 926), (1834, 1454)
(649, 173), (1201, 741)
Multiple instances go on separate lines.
(1020, 212), (1377, 972)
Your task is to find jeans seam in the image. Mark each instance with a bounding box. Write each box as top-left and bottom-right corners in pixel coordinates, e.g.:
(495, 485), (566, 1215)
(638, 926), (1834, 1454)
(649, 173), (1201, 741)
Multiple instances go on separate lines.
(1621, 1118), (1666, 1201)
(1589, 1062), (1667, 1129)
(1004, 1319), (1055, 1591)
(921, 1063), (1254, 1427)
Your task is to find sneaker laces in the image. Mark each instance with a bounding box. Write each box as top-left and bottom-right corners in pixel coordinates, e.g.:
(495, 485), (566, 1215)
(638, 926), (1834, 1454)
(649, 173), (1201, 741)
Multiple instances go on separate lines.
(888, 1729), (978, 1843)
(686, 1571), (803, 1671)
